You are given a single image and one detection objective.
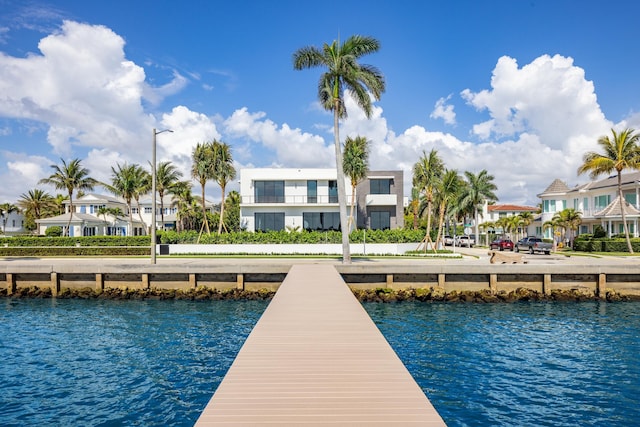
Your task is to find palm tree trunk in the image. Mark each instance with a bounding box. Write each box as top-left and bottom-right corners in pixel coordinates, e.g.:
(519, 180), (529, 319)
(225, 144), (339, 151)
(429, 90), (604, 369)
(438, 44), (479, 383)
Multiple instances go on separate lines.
(435, 201), (446, 250)
(474, 207), (479, 247)
(136, 198), (146, 235)
(65, 193), (74, 237)
(348, 183), (356, 232)
(159, 191), (165, 232)
(127, 201), (134, 236)
(618, 173), (633, 253)
(333, 103), (351, 264)
(218, 185), (226, 234)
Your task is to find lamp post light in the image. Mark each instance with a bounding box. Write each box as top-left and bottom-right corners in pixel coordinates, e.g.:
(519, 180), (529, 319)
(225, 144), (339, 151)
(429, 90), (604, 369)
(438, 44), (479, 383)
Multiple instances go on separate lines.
(151, 128), (173, 264)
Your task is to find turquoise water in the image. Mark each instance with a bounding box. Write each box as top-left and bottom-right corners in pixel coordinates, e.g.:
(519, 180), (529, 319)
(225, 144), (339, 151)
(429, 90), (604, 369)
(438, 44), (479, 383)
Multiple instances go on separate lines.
(1, 299), (638, 426)
(365, 301), (640, 427)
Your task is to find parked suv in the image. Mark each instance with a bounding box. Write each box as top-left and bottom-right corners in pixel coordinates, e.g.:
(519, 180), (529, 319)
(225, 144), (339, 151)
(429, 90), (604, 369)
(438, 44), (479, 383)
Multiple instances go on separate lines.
(490, 238), (514, 251)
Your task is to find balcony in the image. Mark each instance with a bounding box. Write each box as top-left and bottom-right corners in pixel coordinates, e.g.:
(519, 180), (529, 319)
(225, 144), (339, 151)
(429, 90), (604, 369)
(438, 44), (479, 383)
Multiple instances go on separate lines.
(241, 195), (342, 206)
(366, 194), (397, 206)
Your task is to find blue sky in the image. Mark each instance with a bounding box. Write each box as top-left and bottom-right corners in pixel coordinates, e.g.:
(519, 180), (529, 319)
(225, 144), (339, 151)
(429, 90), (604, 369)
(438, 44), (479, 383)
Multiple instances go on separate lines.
(1, 0), (640, 206)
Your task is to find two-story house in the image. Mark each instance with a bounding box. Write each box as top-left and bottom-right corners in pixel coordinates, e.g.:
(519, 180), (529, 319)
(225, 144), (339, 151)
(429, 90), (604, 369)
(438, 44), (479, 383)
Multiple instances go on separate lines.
(239, 168), (404, 232)
(537, 172), (640, 238)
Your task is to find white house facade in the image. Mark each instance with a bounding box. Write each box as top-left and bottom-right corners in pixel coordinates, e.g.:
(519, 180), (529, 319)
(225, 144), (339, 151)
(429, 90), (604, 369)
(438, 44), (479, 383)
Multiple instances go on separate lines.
(239, 168), (404, 232)
(36, 193), (183, 237)
(537, 172), (640, 238)
(0, 209), (26, 235)
(481, 203), (541, 237)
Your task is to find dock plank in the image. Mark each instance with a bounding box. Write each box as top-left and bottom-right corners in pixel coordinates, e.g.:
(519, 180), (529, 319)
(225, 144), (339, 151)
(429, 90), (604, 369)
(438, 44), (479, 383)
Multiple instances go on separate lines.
(195, 264), (446, 426)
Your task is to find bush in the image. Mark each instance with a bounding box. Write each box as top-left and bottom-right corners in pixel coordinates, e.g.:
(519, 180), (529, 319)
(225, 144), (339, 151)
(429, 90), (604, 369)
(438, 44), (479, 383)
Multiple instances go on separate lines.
(45, 226), (63, 237)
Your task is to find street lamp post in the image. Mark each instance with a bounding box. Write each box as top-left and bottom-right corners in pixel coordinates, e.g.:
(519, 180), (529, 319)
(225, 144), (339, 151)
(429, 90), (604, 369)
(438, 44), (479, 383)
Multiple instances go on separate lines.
(151, 128), (173, 264)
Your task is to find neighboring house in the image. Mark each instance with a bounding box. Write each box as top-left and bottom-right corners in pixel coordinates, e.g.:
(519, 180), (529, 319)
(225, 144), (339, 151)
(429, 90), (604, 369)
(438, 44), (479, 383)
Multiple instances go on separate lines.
(36, 193), (189, 236)
(239, 168), (404, 232)
(537, 172), (640, 238)
(0, 209), (26, 235)
(482, 203), (540, 237)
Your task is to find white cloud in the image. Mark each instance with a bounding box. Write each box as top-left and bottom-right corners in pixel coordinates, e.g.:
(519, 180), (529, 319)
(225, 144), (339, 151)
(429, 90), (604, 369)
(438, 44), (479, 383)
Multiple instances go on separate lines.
(0, 153), (51, 203)
(430, 95), (456, 125)
(224, 107), (333, 167)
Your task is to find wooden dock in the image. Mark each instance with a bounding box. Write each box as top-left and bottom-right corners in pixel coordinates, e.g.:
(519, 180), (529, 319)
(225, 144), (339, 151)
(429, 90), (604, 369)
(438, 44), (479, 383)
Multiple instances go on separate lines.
(195, 264), (446, 426)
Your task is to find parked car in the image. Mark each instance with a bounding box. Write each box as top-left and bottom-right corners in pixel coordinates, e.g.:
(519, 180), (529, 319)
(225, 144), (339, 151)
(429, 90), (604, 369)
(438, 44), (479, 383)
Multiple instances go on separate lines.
(490, 238), (514, 251)
(443, 235), (454, 246)
(514, 236), (552, 255)
(455, 235), (475, 247)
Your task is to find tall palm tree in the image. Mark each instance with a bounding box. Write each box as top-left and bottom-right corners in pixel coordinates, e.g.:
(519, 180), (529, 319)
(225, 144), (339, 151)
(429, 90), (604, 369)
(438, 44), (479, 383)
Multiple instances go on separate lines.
(213, 140), (236, 234)
(434, 169), (462, 250)
(553, 208), (582, 248)
(18, 189), (55, 222)
(38, 158), (97, 236)
(0, 203), (19, 234)
(103, 163), (138, 236)
(413, 149), (444, 249)
(460, 170), (498, 246)
(342, 135), (370, 232)
(293, 35), (385, 264)
(192, 141), (216, 239)
(578, 128), (640, 253)
(155, 161), (183, 231)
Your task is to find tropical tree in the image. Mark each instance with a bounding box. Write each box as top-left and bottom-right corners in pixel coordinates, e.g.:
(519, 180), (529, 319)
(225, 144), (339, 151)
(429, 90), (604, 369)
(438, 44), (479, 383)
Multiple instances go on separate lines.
(578, 128), (640, 253)
(495, 216), (511, 238)
(170, 181), (199, 232)
(517, 211), (535, 238)
(223, 190), (242, 232)
(192, 141), (216, 238)
(433, 169), (462, 250)
(553, 208), (582, 248)
(97, 206), (124, 235)
(103, 163), (139, 236)
(408, 187), (422, 230)
(342, 135), (370, 232)
(52, 194), (67, 215)
(293, 34), (385, 264)
(413, 149), (444, 249)
(155, 161), (183, 231)
(543, 217), (562, 251)
(213, 140), (236, 234)
(506, 215), (523, 241)
(0, 203), (19, 234)
(18, 189), (55, 230)
(459, 170), (498, 246)
(131, 165), (151, 234)
(38, 158), (97, 236)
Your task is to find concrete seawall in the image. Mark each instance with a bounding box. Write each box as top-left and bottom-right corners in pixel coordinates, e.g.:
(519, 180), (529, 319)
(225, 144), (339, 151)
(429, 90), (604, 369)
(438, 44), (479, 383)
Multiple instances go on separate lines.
(2, 261), (640, 297)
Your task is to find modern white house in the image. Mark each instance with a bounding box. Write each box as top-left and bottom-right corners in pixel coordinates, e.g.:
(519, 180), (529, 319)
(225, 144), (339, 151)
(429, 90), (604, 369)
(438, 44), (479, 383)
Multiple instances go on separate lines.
(0, 209), (26, 236)
(239, 168), (405, 232)
(537, 171), (640, 238)
(481, 203), (541, 238)
(36, 192), (188, 237)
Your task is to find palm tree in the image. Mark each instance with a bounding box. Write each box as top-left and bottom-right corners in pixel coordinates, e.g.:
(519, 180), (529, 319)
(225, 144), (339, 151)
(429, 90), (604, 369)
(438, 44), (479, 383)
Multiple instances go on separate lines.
(553, 208), (582, 248)
(459, 170), (497, 246)
(543, 217), (562, 251)
(517, 211), (534, 238)
(578, 128), (640, 253)
(103, 163), (139, 236)
(52, 194), (67, 215)
(408, 187), (421, 230)
(343, 135), (370, 232)
(192, 141), (216, 239)
(507, 215), (523, 242)
(224, 190), (242, 232)
(434, 169), (462, 250)
(213, 140), (236, 234)
(413, 149), (444, 249)
(170, 180), (198, 232)
(18, 189), (55, 222)
(293, 35), (385, 264)
(0, 203), (19, 234)
(131, 165), (151, 234)
(155, 161), (183, 231)
(38, 158), (97, 236)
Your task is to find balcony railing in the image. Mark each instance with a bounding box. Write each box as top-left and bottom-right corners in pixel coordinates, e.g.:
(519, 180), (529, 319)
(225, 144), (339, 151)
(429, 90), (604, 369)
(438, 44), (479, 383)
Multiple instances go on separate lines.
(242, 195), (341, 205)
(366, 194), (397, 206)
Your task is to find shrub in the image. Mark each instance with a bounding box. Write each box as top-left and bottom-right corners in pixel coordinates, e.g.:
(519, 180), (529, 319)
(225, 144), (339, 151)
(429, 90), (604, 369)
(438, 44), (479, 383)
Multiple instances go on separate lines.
(45, 226), (63, 237)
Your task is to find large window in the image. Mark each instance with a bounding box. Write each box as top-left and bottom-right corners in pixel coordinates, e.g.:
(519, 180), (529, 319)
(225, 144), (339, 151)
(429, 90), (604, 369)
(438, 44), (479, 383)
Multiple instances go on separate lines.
(328, 180), (338, 203)
(594, 195), (610, 212)
(307, 180), (317, 203)
(370, 179), (391, 195)
(255, 212), (284, 231)
(255, 181), (285, 203)
(370, 211), (390, 230)
(625, 193), (637, 205)
(303, 212), (340, 231)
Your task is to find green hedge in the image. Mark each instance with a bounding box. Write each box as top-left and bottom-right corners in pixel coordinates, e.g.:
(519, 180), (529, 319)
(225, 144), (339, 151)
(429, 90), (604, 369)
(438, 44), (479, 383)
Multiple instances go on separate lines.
(0, 236), (150, 247)
(159, 229), (426, 245)
(573, 236), (640, 252)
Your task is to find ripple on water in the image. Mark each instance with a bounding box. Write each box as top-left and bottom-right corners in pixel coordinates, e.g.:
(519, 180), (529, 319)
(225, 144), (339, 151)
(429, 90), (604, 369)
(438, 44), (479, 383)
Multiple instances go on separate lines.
(365, 301), (640, 427)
